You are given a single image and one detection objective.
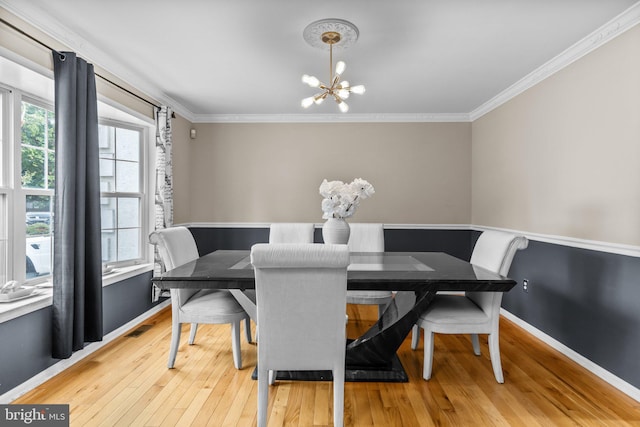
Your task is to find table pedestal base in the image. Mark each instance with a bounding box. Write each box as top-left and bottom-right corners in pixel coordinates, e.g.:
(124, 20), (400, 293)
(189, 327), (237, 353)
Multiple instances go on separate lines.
(250, 290), (436, 383)
(251, 353), (408, 383)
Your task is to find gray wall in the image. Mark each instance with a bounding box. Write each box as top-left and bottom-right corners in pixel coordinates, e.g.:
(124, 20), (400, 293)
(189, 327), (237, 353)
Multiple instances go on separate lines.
(505, 241), (640, 388)
(0, 271), (159, 396)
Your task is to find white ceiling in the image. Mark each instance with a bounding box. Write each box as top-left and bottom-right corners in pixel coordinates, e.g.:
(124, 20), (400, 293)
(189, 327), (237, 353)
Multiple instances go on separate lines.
(1, 0), (638, 122)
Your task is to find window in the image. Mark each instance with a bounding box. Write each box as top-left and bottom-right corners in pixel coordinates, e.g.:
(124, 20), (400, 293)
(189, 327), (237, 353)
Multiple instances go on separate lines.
(21, 100), (55, 279)
(1, 54), (154, 285)
(99, 122), (144, 266)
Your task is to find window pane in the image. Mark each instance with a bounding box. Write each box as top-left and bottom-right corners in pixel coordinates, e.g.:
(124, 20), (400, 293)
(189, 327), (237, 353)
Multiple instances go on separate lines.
(99, 159), (115, 192)
(47, 151), (55, 189)
(47, 111), (55, 150)
(117, 228), (140, 261)
(99, 125), (115, 156)
(101, 230), (116, 264)
(116, 128), (140, 162)
(117, 198), (139, 228)
(25, 195), (53, 278)
(21, 146), (45, 188)
(116, 161), (139, 192)
(21, 102), (54, 190)
(100, 197), (116, 229)
(21, 103), (46, 148)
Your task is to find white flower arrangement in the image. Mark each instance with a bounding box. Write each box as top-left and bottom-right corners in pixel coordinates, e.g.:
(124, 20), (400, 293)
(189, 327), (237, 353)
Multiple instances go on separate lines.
(319, 178), (375, 219)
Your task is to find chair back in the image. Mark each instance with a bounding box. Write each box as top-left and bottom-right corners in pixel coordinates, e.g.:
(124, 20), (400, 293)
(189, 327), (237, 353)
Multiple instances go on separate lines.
(467, 230), (528, 319)
(251, 243), (350, 371)
(348, 223), (384, 252)
(269, 223), (315, 243)
(149, 226), (200, 305)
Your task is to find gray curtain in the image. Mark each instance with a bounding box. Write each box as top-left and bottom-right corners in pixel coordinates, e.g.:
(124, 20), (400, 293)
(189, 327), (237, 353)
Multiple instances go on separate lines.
(52, 51), (103, 359)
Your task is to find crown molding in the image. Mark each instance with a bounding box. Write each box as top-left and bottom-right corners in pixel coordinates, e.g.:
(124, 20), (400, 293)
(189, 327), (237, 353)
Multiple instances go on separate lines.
(469, 2), (640, 121)
(190, 112), (471, 123)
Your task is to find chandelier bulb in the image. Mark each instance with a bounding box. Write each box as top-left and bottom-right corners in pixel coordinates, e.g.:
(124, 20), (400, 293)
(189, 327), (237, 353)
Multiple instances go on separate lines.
(338, 100), (349, 113)
(337, 89), (350, 99)
(350, 85), (366, 95)
(335, 61), (346, 76)
(301, 96), (315, 108)
(302, 74), (321, 88)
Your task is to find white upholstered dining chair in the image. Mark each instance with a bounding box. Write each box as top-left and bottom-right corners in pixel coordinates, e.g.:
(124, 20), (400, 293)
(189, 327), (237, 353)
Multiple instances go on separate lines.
(251, 243), (350, 427)
(346, 223), (394, 317)
(149, 226), (250, 369)
(228, 223), (315, 328)
(410, 230), (528, 383)
(269, 222), (315, 244)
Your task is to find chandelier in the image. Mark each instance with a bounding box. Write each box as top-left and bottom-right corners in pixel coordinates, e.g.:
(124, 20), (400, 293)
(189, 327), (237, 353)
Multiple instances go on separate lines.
(301, 19), (365, 113)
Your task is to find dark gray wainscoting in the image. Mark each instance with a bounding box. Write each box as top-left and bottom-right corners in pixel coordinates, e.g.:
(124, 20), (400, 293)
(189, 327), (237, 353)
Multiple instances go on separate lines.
(504, 240), (640, 390)
(189, 226), (476, 260)
(0, 271), (158, 396)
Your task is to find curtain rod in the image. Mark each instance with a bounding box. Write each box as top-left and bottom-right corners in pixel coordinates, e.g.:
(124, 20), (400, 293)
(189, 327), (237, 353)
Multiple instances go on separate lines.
(0, 16), (164, 112)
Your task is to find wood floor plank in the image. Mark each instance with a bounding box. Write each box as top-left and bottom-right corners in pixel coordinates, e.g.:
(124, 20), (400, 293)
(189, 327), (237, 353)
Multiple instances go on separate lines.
(12, 305), (640, 426)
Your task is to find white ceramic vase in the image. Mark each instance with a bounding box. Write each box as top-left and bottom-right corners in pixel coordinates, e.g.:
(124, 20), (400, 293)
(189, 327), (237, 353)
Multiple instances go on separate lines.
(322, 218), (351, 245)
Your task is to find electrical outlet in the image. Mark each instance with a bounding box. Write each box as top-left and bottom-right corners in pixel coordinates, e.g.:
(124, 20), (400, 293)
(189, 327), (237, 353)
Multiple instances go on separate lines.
(523, 279), (529, 293)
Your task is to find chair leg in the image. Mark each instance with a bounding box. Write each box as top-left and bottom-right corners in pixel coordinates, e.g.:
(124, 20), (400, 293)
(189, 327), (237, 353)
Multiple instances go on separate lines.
(423, 330), (435, 380)
(188, 323), (198, 345)
(231, 320), (242, 369)
(257, 366), (269, 427)
(471, 333), (481, 355)
(333, 367), (345, 427)
(411, 324), (420, 350)
(244, 318), (253, 343)
(268, 370), (276, 385)
(167, 320), (182, 369)
(488, 332), (504, 383)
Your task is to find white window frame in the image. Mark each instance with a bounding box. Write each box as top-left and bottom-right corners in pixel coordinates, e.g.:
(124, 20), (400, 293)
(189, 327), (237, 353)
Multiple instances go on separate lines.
(0, 86), (12, 286)
(99, 118), (149, 268)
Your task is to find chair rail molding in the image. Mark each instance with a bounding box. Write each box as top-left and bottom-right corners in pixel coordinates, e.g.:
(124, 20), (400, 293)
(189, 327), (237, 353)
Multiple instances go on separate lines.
(181, 222), (640, 258)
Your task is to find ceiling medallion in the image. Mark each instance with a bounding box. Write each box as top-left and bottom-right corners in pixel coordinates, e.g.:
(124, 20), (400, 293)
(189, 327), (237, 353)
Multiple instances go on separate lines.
(301, 19), (365, 113)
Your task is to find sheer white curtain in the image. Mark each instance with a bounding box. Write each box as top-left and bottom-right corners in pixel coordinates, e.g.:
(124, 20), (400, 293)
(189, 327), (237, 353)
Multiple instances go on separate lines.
(152, 106), (173, 300)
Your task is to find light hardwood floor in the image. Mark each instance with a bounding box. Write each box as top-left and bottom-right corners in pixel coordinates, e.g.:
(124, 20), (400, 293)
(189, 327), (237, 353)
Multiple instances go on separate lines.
(14, 304), (640, 426)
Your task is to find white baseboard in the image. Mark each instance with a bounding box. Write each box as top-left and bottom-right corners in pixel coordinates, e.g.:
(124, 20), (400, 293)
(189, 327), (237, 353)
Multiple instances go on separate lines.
(501, 308), (640, 403)
(0, 299), (171, 404)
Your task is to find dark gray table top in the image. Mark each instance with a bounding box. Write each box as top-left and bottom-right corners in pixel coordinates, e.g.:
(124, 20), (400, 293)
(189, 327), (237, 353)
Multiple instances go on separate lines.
(151, 250), (516, 293)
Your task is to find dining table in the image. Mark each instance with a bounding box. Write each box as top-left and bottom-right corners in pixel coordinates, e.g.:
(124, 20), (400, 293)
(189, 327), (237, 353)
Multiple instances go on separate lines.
(151, 250), (517, 382)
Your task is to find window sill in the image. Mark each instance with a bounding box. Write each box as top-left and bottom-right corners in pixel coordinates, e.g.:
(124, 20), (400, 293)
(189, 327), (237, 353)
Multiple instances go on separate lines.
(102, 263), (153, 287)
(0, 263), (153, 324)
